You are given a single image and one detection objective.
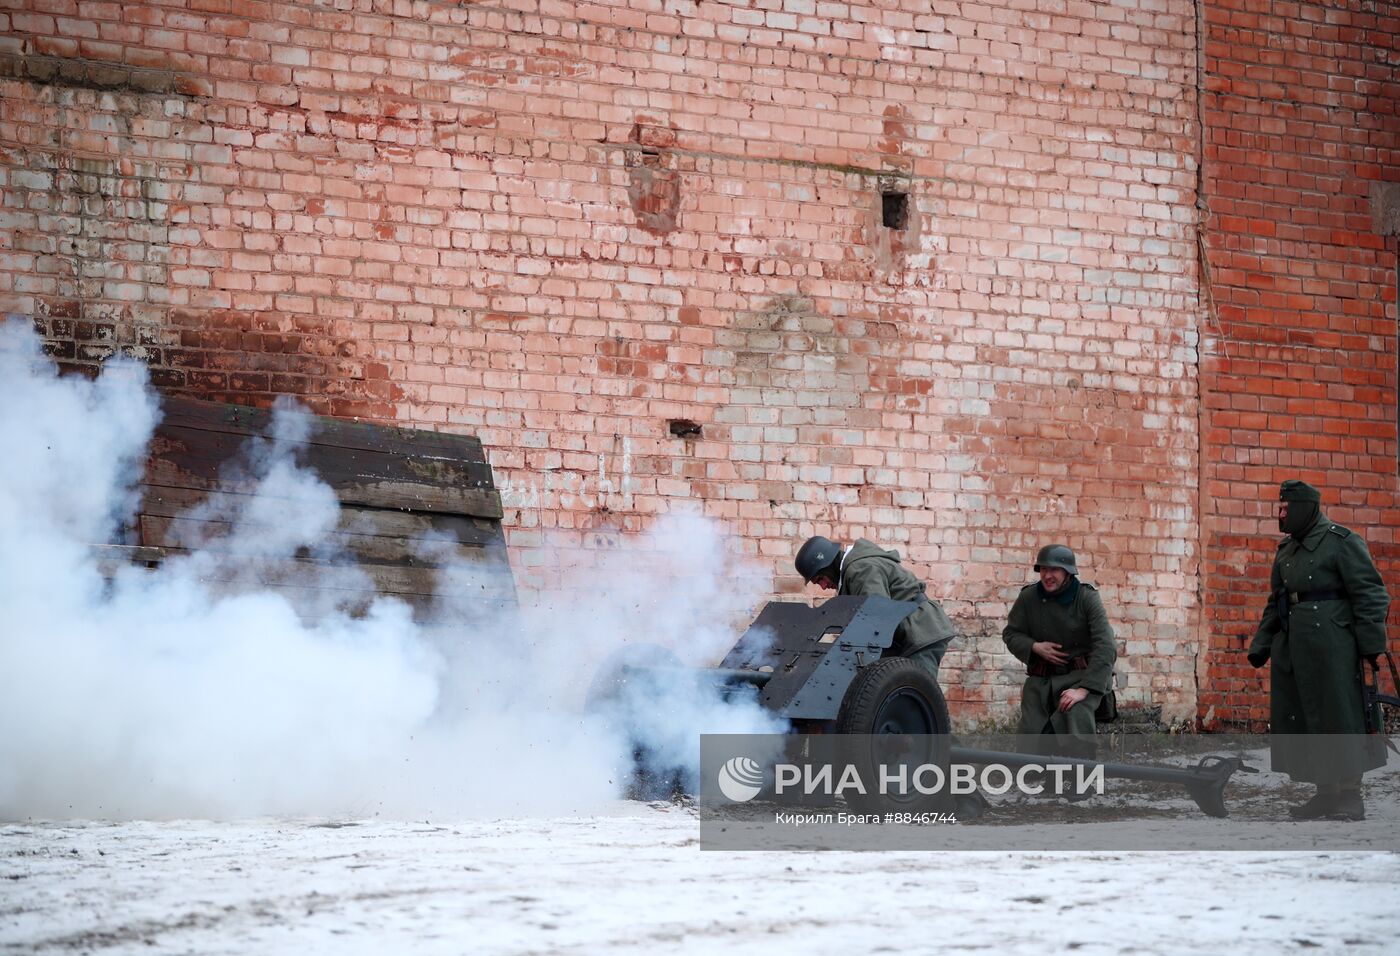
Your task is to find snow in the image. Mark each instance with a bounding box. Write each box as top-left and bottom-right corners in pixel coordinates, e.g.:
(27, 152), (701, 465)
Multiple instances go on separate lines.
(3, 803), (1397, 955)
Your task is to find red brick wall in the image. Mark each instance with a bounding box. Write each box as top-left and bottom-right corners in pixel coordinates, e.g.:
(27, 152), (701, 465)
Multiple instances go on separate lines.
(3, 0), (1214, 723)
(1198, 0), (1400, 728)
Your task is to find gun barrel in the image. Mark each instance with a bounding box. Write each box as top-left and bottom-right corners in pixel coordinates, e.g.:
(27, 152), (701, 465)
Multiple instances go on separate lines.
(951, 747), (1203, 783)
(619, 664), (774, 687)
(950, 746), (1249, 818)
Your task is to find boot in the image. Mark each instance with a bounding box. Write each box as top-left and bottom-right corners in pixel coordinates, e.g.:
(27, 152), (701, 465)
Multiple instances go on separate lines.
(1329, 789), (1364, 822)
(1287, 787), (1337, 820)
(954, 789), (991, 820)
(1059, 739), (1100, 803)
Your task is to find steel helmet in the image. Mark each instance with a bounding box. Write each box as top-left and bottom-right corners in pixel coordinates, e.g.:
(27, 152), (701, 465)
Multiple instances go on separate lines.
(1033, 544), (1078, 576)
(795, 536), (841, 583)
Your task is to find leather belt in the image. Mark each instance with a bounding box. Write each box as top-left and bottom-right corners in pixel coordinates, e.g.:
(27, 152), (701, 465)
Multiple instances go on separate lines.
(1288, 589), (1346, 605)
(1028, 654), (1089, 678)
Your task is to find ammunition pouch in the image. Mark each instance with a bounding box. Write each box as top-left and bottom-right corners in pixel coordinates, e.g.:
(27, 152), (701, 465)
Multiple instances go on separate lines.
(1027, 654), (1090, 679)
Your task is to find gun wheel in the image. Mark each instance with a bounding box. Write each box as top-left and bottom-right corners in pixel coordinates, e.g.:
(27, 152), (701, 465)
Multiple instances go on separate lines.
(835, 657), (949, 735)
(834, 657), (952, 813)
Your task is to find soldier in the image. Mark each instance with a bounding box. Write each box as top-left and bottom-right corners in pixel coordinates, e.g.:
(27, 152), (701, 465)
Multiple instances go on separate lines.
(794, 535), (957, 679)
(1001, 544), (1116, 761)
(1247, 479), (1390, 821)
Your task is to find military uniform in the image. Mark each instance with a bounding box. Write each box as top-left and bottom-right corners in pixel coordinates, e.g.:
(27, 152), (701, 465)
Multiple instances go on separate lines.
(837, 539), (958, 679)
(1248, 483), (1390, 790)
(1002, 578), (1116, 751)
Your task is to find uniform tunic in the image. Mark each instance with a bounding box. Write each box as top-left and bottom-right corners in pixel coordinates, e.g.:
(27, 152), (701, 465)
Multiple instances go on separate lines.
(1248, 513), (1390, 784)
(838, 539), (957, 677)
(1002, 579), (1116, 748)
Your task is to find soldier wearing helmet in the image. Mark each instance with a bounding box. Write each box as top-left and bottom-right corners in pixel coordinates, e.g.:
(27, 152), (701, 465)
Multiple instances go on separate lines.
(1001, 544), (1117, 761)
(795, 535), (958, 679)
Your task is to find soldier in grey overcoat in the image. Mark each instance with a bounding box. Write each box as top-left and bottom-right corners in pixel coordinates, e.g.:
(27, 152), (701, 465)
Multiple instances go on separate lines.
(1001, 544), (1116, 759)
(1247, 479), (1390, 821)
(795, 536), (957, 679)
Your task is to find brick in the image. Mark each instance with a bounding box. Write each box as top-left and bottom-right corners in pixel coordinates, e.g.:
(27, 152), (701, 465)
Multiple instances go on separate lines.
(0, 0), (1392, 730)
(1197, 0), (1399, 728)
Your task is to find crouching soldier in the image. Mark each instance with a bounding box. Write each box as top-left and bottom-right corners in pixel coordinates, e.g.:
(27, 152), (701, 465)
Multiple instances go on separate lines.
(795, 535), (958, 681)
(1002, 544), (1117, 761)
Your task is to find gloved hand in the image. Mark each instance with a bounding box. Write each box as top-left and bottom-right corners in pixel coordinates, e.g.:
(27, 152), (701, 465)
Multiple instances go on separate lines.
(1247, 650), (1268, 669)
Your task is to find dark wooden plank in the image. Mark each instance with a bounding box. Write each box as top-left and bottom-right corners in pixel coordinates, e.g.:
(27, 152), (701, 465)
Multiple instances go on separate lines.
(141, 432), (504, 519)
(149, 424), (496, 491)
(157, 394), (487, 463)
(91, 543), (170, 575)
(90, 544), (514, 600)
(139, 515), (497, 567)
(136, 483), (288, 514)
(338, 506), (502, 546)
(335, 481), (504, 518)
(137, 489), (505, 550)
(93, 548), (515, 625)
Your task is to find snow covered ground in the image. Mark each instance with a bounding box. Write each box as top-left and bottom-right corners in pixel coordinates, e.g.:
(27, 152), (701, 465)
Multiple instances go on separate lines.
(4, 801), (1397, 955)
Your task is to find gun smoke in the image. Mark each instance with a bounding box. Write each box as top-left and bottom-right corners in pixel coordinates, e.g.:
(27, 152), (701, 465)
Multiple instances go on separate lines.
(0, 320), (784, 820)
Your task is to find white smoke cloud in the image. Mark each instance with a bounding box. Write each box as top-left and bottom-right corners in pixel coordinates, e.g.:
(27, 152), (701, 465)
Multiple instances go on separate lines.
(0, 320), (785, 820)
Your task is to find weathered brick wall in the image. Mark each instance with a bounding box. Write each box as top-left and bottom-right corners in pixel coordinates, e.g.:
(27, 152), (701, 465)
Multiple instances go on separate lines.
(1198, 0), (1400, 729)
(2, 0), (1207, 722)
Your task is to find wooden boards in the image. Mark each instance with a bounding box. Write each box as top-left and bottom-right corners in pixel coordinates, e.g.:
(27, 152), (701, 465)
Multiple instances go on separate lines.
(102, 395), (516, 623)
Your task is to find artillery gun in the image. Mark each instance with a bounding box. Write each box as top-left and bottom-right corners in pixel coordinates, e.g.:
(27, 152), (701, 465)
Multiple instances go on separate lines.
(590, 595), (1251, 818)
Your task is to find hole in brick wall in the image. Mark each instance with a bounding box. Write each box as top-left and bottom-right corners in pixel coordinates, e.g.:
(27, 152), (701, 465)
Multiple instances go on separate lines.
(625, 132), (680, 235)
(882, 190), (909, 230)
(668, 419), (702, 438)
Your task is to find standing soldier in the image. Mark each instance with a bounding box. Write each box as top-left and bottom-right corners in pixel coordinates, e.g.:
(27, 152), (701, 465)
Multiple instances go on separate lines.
(794, 535), (958, 680)
(1247, 479), (1390, 821)
(1002, 544), (1117, 761)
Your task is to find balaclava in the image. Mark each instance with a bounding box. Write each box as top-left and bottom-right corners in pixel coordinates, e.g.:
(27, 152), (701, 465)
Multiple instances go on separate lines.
(1278, 479), (1321, 539)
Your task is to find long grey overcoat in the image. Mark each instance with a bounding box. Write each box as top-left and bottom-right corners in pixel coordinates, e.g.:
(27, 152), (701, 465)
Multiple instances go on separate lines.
(1248, 512), (1390, 783)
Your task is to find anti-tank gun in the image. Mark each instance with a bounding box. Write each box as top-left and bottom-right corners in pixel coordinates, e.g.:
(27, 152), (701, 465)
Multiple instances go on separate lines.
(588, 595), (1252, 818)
